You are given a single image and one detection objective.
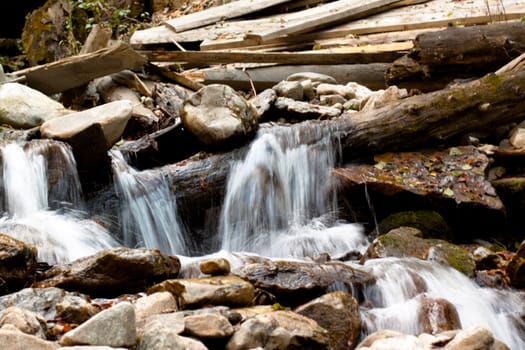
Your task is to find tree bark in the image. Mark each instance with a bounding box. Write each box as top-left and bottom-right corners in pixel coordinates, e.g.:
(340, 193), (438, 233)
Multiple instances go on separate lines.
(386, 22), (525, 91)
(162, 58), (525, 231)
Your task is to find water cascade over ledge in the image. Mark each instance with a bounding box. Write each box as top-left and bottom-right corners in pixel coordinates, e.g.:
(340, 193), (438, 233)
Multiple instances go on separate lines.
(111, 149), (188, 255)
(0, 140), (116, 264)
(219, 125), (367, 258)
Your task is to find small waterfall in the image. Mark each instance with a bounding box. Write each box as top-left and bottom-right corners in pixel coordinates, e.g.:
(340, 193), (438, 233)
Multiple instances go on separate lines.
(111, 150), (188, 255)
(360, 257), (525, 349)
(0, 141), (117, 264)
(219, 124), (366, 257)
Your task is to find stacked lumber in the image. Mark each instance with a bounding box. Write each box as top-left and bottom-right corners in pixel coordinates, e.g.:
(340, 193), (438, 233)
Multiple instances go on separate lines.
(130, 0), (525, 91)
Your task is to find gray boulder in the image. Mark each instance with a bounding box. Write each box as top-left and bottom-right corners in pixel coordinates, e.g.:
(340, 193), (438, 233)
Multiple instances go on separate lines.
(181, 84), (258, 145)
(0, 83), (69, 129)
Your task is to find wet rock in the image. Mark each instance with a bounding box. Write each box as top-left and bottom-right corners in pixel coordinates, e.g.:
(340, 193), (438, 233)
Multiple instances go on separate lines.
(376, 210), (452, 240)
(233, 260), (372, 306)
(0, 233), (38, 294)
(139, 312), (185, 337)
(154, 82), (188, 120)
(508, 121), (525, 149)
(148, 275), (254, 309)
(355, 329), (426, 349)
(181, 84), (258, 145)
(33, 247), (180, 297)
(0, 306), (47, 339)
(0, 287), (82, 321)
(345, 82), (373, 100)
(274, 97), (342, 120)
(134, 291), (178, 324)
(315, 83), (356, 99)
(334, 146), (503, 211)
(417, 297), (461, 334)
(96, 76), (159, 139)
(444, 326), (509, 350)
(295, 291), (361, 349)
(474, 270), (509, 289)
(319, 94), (347, 106)
(226, 310), (330, 350)
(59, 302), (136, 348)
(0, 83), (69, 129)
(249, 88), (277, 120)
(335, 146), (505, 238)
(184, 313), (234, 338)
(199, 258), (231, 276)
(40, 100), (133, 148)
(363, 227), (476, 277)
(55, 294), (100, 325)
(0, 328), (58, 350)
(138, 312), (207, 350)
(273, 80), (304, 100)
(361, 85), (408, 112)
(506, 240), (525, 288)
(287, 72), (337, 86)
(301, 79), (316, 101)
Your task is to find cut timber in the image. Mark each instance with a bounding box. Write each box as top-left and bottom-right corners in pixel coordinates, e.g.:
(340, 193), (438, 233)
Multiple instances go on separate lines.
(142, 42), (412, 65)
(163, 0), (296, 33)
(166, 61), (525, 229)
(324, 0), (525, 36)
(196, 0), (525, 51)
(386, 22), (525, 90)
(12, 43), (147, 95)
(194, 63), (389, 91)
(245, 0), (429, 43)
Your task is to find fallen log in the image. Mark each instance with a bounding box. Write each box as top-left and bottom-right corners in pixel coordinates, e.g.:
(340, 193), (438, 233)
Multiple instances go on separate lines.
(159, 56), (525, 233)
(386, 22), (525, 91)
(191, 63), (390, 91)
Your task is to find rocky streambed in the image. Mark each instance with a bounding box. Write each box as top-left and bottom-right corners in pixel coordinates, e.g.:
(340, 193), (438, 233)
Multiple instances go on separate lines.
(0, 49), (524, 350)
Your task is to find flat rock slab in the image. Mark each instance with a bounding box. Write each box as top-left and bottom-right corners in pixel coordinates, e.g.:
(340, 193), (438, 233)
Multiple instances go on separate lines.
(334, 146), (503, 211)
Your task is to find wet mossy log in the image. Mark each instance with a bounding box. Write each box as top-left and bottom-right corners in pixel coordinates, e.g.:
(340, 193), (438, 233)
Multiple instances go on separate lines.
(167, 57), (525, 231)
(386, 22), (525, 91)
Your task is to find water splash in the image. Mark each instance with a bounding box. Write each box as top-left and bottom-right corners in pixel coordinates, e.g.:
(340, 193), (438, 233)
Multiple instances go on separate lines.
(219, 124), (365, 258)
(110, 149), (188, 255)
(0, 141), (116, 264)
(360, 257), (525, 349)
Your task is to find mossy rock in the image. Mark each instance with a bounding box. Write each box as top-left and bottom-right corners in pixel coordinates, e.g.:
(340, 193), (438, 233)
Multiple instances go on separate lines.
(21, 0), (75, 66)
(377, 210), (452, 240)
(364, 226), (476, 276)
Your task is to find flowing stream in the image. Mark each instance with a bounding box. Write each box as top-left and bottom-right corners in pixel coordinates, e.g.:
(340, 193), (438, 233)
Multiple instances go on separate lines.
(1, 128), (524, 348)
(111, 149), (188, 255)
(0, 140), (116, 264)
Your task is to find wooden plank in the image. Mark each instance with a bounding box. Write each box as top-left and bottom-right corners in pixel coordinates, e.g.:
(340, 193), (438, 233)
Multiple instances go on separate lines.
(323, 0), (525, 36)
(141, 42), (412, 66)
(12, 43), (147, 95)
(163, 0), (296, 33)
(198, 0), (524, 51)
(245, 0), (415, 43)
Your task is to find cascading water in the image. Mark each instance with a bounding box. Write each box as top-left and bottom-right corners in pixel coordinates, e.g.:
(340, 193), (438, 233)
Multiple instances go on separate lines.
(215, 123), (525, 349)
(360, 257), (525, 349)
(0, 140), (117, 264)
(219, 125), (367, 258)
(110, 149), (188, 255)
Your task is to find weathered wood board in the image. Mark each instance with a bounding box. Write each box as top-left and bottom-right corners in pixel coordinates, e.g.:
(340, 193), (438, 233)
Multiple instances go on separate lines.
(199, 0), (525, 50)
(12, 43), (147, 95)
(162, 0), (296, 33)
(141, 42), (412, 66)
(245, 0), (429, 43)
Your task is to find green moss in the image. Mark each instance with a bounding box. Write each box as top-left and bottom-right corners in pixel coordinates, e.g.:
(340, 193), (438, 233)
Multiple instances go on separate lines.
(378, 210), (452, 240)
(492, 178), (525, 194)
